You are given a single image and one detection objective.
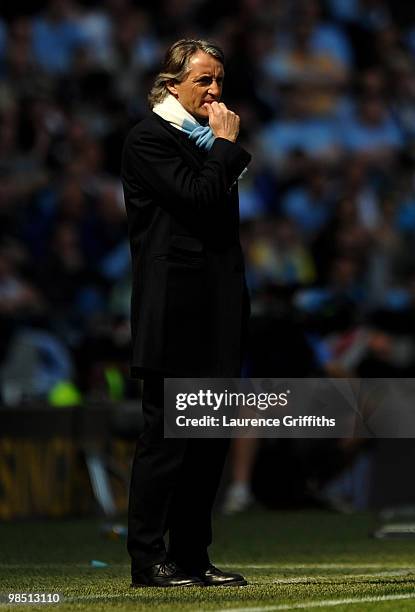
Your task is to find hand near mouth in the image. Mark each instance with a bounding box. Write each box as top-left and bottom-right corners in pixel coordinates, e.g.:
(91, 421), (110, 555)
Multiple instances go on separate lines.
(204, 101), (240, 143)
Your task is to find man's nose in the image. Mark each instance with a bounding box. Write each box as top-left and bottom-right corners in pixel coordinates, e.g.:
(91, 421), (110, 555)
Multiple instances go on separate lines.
(208, 79), (220, 97)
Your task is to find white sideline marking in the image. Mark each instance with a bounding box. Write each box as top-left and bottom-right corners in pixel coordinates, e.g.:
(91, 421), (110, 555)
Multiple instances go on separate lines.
(212, 593), (415, 611)
(223, 563), (415, 570)
(269, 570), (413, 583)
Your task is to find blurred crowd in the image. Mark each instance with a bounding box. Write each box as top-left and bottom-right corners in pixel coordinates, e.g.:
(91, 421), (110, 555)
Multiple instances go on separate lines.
(1, 0), (415, 406)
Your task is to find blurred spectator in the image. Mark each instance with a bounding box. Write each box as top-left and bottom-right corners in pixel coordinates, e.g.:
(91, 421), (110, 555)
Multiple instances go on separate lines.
(0, 0), (413, 415)
(312, 196), (372, 284)
(0, 19), (7, 77)
(0, 243), (44, 319)
(262, 1), (351, 85)
(339, 95), (404, 164)
(280, 162), (334, 238)
(76, 1), (115, 69)
(246, 217), (316, 289)
(3, 18), (42, 100)
(391, 63), (415, 142)
(339, 157), (380, 230)
(257, 86), (341, 171)
(31, 0), (89, 75)
(0, 326), (74, 404)
(81, 182), (126, 253)
(34, 219), (104, 330)
(1, 1), (414, 520)
(222, 437), (258, 514)
(346, 0), (392, 31)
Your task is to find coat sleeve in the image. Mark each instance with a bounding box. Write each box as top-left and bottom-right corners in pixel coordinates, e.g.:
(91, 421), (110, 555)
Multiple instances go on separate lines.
(122, 126), (251, 214)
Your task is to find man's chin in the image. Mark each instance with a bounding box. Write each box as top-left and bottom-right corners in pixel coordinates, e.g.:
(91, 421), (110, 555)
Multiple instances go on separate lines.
(194, 109), (209, 122)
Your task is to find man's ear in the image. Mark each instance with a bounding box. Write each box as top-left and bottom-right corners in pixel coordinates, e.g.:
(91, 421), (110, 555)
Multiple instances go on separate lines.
(166, 81), (178, 97)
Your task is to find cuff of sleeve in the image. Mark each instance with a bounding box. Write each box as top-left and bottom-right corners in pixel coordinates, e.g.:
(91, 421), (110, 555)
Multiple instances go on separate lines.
(209, 138), (252, 184)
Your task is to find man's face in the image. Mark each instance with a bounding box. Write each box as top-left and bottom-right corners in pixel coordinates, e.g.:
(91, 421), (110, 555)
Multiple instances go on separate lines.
(167, 50), (224, 120)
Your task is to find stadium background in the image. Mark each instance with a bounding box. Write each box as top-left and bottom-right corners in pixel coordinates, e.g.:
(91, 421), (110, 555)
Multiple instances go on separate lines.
(2, 1), (415, 610)
(0, 0), (415, 528)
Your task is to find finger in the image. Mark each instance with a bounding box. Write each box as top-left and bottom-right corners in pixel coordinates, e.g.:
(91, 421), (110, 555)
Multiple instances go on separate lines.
(218, 102), (228, 110)
(204, 103), (214, 121)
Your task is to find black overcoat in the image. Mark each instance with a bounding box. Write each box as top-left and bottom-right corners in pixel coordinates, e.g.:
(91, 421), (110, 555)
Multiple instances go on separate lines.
(121, 112), (251, 378)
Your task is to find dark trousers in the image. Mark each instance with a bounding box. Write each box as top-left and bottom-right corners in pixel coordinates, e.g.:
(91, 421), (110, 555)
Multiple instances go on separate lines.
(127, 374), (230, 576)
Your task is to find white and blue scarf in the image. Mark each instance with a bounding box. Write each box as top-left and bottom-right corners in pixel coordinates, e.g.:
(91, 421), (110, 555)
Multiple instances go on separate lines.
(152, 93), (247, 182)
(153, 93), (215, 151)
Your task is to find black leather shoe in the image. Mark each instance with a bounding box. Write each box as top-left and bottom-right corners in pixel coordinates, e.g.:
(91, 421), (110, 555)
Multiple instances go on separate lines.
(131, 562), (204, 587)
(197, 564), (247, 586)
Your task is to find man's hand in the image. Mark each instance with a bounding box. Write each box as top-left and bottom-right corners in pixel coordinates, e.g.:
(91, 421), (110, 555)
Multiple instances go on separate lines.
(204, 102), (240, 143)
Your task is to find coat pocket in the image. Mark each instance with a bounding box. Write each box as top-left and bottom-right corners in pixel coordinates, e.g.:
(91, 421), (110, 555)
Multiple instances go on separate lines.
(155, 235), (205, 267)
(170, 235), (203, 253)
(154, 252), (204, 267)
(169, 235), (205, 263)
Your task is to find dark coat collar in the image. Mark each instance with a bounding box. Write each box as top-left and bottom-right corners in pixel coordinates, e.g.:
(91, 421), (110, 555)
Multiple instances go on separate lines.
(149, 111), (209, 166)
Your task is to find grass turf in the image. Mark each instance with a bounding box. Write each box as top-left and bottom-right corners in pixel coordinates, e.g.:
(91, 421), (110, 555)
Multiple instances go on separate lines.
(1, 510), (415, 611)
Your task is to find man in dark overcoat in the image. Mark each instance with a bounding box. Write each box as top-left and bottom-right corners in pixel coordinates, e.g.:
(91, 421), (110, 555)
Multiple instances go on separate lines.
(121, 38), (251, 588)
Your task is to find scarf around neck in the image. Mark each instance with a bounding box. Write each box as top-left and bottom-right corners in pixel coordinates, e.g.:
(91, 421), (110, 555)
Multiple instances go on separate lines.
(153, 94), (215, 151)
(152, 93), (248, 184)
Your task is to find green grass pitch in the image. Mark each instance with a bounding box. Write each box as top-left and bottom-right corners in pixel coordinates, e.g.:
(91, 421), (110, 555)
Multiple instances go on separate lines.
(1, 510), (415, 611)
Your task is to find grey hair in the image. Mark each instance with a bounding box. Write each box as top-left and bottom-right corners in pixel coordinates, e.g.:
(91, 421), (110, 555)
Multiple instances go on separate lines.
(148, 38), (225, 108)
